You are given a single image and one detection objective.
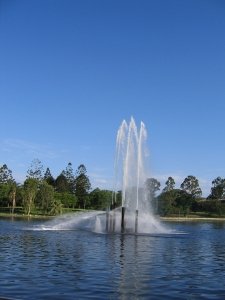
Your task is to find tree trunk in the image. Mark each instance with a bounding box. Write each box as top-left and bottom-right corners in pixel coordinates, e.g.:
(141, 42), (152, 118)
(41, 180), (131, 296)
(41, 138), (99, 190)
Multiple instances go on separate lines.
(11, 191), (16, 214)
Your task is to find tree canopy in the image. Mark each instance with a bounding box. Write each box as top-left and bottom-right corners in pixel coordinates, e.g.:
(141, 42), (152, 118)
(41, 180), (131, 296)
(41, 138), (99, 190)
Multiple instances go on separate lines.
(1, 160), (225, 217)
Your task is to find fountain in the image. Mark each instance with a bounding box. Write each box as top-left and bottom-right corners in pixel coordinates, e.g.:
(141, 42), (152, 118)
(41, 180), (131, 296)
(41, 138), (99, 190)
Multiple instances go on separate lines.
(105, 117), (167, 234)
(33, 117), (170, 235)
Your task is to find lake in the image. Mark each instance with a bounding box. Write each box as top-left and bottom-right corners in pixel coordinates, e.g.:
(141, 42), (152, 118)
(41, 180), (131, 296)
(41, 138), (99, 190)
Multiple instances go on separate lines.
(1, 216), (225, 299)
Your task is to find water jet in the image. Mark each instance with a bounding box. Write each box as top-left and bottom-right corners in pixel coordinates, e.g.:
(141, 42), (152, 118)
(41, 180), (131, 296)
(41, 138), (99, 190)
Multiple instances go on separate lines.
(33, 117), (171, 235)
(110, 117), (167, 234)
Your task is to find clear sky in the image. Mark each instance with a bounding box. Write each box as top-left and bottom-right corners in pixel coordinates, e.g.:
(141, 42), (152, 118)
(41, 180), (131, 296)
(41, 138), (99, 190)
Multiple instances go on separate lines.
(0, 0), (225, 196)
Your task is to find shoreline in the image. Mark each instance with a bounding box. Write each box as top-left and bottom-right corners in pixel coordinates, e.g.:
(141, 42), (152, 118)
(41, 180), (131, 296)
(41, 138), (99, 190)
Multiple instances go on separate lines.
(1, 212), (225, 222)
(0, 213), (54, 219)
(160, 216), (225, 222)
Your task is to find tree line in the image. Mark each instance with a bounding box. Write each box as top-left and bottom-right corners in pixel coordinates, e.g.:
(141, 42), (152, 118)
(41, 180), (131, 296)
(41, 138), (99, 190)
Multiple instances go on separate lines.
(147, 176), (225, 217)
(1, 159), (225, 217)
(0, 159), (112, 216)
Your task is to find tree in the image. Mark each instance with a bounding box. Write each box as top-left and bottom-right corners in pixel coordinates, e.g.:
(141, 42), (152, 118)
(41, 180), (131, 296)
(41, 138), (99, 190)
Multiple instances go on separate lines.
(54, 192), (77, 208)
(62, 162), (75, 193)
(175, 189), (194, 216)
(0, 164), (14, 183)
(8, 181), (17, 214)
(55, 173), (70, 193)
(163, 177), (175, 193)
(89, 188), (112, 210)
(145, 178), (160, 213)
(158, 189), (177, 216)
(0, 164), (17, 213)
(44, 167), (55, 186)
(208, 177), (225, 200)
(49, 198), (63, 215)
(23, 178), (39, 215)
(145, 178), (161, 200)
(0, 184), (11, 207)
(75, 164), (91, 209)
(180, 175), (202, 198)
(26, 159), (44, 181)
(36, 181), (55, 214)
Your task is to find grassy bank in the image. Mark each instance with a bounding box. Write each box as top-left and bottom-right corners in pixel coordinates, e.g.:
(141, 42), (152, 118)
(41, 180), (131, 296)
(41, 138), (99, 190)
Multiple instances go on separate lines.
(1, 207), (225, 221)
(0, 207), (85, 219)
(161, 212), (225, 221)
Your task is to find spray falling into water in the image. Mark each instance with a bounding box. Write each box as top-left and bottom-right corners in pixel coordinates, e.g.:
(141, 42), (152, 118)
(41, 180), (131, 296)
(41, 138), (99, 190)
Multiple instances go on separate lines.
(113, 117), (149, 213)
(112, 120), (128, 207)
(108, 117), (180, 234)
(31, 117), (174, 235)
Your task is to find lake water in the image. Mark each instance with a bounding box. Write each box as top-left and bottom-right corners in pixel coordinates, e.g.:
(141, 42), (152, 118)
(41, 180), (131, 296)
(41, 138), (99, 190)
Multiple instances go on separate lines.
(1, 216), (225, 299)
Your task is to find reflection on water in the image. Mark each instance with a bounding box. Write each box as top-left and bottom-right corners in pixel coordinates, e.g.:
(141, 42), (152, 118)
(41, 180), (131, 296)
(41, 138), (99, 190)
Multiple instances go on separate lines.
(1, 219), (225, 299)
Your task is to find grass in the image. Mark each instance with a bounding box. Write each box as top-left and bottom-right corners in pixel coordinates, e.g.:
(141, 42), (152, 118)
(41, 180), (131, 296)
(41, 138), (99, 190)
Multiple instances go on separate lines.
(0, 207), (94, 219)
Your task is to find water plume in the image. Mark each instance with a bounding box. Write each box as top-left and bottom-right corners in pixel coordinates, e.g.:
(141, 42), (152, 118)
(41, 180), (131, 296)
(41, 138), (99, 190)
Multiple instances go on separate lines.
(31, 117), (172, 235)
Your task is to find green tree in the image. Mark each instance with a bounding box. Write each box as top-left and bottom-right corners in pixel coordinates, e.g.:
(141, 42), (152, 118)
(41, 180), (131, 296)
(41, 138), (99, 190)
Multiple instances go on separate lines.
(180, 175), (202, 198)
(163, 176), (175, 192)
(145, 178), (160, 199)
(175, 189), (194, 216)
(158, 189), (177, 216)
(145, 178), (160, 213)
(36, 181), (55, 214)
(62, 162), (75, 193)
(8, 181), (17, 214)
(0, 164), (14, 183)
(75, 164), (91, 209)
(44, 167), (55, 186)
(0, 184), (10, 207)
(0, 164), (17, 213)
(208, 177), (225, 200)
(89, 188), (112, 210)
(23, 178), (38, 215)
(27, 159), (44, 181)
(49, 198), (63, 215)
(54, 192), (77, 208)
(55, 173), (70, 193)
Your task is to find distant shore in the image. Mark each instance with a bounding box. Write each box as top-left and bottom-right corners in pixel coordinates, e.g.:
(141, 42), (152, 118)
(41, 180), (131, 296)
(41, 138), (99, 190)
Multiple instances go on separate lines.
(161, 216), (225, 221)
(0, 212), (54, 219)
(1, 211), (225, 222)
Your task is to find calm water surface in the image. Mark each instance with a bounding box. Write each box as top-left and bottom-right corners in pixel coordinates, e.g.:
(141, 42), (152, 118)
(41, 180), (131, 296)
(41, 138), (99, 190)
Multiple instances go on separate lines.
(1, 217), (225, 299)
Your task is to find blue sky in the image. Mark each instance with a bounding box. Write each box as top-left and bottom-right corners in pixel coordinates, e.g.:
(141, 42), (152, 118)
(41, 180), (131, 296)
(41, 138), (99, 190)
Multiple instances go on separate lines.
(0, 0), (225, 196)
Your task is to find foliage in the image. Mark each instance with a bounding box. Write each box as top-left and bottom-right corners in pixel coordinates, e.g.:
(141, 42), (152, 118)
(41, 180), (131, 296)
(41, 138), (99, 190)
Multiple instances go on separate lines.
(36, 181), (55, 214)
(55, 173), (70, 193)
(8, 181), (17, 213)
(0, 164), (14, 183)
(0, 184), (11, 207)
(26, 159), (44, 181)
(2, 159), (225, 217)
(44, 167), (55, 186)
(75, 164), (91, 209)
(195, 199), (225, 216)
(62, 162), (75, 193)
(180, 175), (202, 198)
(23, 178), (39, 215)
(0, 164), (17, 213)
(49, 198), (63, 215)
(208, 177), (225, 200)
(175, 189), (194, 216)
(158, 189), (177, 216)
(145, 178), (161, 200)
(89, 188), (112, 210)
(54, 192), (77, 208)
(162, 177), (175, 193)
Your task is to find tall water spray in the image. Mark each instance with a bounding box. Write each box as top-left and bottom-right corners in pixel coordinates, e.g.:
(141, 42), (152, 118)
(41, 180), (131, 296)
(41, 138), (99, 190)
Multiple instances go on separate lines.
(112, 117), (154, 233)
(36, 117), (172, 235)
